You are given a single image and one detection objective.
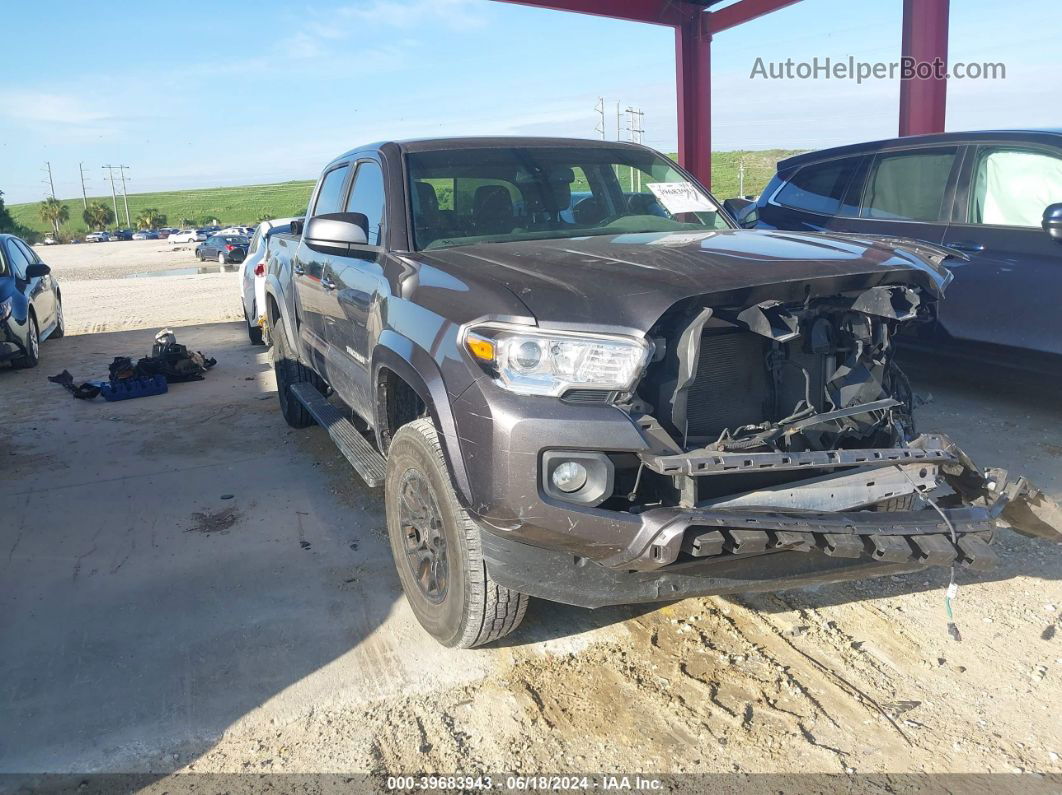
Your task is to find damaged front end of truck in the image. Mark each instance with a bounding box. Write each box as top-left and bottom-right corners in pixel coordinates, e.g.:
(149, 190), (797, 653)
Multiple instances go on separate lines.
(604, 245), (1062, 577)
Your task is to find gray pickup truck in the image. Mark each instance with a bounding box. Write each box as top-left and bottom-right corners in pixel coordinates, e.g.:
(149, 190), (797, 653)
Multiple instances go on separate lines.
(264, 136), (1060, 648)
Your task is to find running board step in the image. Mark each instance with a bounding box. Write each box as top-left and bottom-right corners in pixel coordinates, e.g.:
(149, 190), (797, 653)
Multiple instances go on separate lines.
(289, 382), (386, 488)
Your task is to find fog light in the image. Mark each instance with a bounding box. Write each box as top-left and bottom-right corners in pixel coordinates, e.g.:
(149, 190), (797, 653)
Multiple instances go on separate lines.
(551, 461), (588, 493)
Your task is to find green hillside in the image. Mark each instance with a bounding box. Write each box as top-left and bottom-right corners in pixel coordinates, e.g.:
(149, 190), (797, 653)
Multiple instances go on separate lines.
(7, 150), (804, 241)
(9, 180), (315, 238)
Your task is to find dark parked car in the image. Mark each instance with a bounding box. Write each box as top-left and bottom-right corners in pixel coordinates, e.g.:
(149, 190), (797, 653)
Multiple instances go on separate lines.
(196, 235), (249, 264)
(263, 137), (1059, 648)
(0, 234), (64, 369)
(736, 130), (1062, 356)
(111, 228), (134, 241)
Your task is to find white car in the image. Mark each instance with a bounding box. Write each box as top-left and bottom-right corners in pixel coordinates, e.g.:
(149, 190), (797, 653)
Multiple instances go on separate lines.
(240, 217), (300, 345)
(169, 229), (207, 245)
(219, 226), (254, 236)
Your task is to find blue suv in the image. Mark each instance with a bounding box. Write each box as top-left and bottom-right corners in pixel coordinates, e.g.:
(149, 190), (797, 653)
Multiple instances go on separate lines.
(737, 130), (1062, 356)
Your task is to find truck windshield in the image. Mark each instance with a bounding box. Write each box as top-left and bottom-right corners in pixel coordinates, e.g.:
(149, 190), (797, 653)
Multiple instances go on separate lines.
(406, 145), (730, 250)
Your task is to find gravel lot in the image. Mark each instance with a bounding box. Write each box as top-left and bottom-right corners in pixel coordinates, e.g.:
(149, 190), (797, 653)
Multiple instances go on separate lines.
(2, 242), (1061, 782)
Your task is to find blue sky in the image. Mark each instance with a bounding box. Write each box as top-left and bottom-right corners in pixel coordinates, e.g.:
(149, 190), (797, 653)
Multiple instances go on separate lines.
(1, 0), (1057, 203)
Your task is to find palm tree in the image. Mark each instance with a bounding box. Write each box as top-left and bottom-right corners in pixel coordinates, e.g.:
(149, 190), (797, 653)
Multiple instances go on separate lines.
(135, 208), (167, 230)
(39, 197), (69, 237)
(83, 201), (114, 231)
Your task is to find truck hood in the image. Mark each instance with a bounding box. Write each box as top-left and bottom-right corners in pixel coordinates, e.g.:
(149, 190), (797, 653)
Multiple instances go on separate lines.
(415, 229), (954, 334)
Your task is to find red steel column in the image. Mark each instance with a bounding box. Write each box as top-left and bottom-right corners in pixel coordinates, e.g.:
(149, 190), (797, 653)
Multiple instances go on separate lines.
(675, 14), (712, 188)
(898, 0), (949, 136)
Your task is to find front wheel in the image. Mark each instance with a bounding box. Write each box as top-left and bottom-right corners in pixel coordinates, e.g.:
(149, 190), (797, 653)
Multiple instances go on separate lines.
(386, 418), (528, 648)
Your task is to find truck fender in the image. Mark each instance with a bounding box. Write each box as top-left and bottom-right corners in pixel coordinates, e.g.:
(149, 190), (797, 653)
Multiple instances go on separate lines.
(263, 276), (298, 353)
(372, 330), (474, 507)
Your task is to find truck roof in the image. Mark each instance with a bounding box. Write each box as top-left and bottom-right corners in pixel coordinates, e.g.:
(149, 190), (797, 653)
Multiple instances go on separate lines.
(331, 136), (654, 163)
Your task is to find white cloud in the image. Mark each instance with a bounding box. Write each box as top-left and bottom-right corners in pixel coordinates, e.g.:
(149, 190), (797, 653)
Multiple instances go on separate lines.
(338, 0), (487, 31)
(0, 91), (114, 126)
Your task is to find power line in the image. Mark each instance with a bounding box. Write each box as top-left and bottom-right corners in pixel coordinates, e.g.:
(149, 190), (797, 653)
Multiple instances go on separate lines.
(102, 165), (132, 227)
(79, 163), (89, 209)
(42, 162), (56, 199)
(102, 166), (121, 226)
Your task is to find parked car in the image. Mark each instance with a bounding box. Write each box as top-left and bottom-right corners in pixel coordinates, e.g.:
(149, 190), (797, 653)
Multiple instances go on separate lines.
(0, 233), (64, 369)
(132, 230), (159, 240)
(112, 228), (134, 241)
(169, 229), (207, 245)
(736, 130), (1062, 356)
(157, 227), (177, 239)
(219, 225), (254, 237)
(196, 234), (248, 264)
(240, 217), (300, 345)
(85, 231), (110, 243)
(42, 236), (58, 245)
(263, 136), (1059, 648)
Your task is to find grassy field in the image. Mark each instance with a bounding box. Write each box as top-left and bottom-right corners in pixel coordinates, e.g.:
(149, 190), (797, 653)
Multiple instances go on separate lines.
(9, 180), (315, 238)
(8, 150), (804, 239)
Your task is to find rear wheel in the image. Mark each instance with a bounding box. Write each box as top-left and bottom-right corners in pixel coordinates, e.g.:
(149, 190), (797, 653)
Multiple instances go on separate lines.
(386, 417), (528, 648)
(12, 315), (40, 369)
(245, 304), (264, 345)
(51, 296), (65, 339)
(271, 315), (324, 428)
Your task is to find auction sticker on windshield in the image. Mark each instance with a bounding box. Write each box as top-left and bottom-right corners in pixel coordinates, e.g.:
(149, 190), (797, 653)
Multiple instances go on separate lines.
(646, 182), (717, 214)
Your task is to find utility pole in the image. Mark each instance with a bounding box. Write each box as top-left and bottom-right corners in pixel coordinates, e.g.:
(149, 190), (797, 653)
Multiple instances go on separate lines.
(79, 163), (90, 208)
(43, 162), (56, 198)
(102, 166), (120, 228)
(117, 165), (131, 228)
(738, 157), (746, 197)
(594, 97), (605, 140)
(625, 107), (645, 191)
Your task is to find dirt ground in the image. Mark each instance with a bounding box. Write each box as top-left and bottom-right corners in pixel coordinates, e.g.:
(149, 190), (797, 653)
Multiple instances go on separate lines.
(2, 243), (1061, 781)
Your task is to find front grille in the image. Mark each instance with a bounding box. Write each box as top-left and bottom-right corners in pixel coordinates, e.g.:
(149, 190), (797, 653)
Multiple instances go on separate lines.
(561, 389), (613, 404)
(685, 332), (770, 439)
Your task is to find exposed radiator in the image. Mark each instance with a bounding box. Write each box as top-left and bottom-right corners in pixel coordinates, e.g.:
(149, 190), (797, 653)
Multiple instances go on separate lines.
(685, 332), (771, 439)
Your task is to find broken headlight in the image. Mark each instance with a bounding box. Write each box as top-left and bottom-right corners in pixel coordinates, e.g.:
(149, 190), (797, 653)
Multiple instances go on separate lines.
(463, 323), (652, 397)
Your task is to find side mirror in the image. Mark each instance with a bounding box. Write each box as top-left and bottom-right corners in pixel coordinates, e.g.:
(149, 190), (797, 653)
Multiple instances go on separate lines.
(25, 263), (51, 279)
(722, 197), (754, 217)
(1042, 203), (1062, 241)
(304, 212), (368, 248)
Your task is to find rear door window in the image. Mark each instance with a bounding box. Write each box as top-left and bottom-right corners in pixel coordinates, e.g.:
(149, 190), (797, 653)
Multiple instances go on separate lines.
(968, 147), (1062, 227)
(860, 148), (957, 222)
(312, 164), (350, 216)
(775, 157), (862, 216)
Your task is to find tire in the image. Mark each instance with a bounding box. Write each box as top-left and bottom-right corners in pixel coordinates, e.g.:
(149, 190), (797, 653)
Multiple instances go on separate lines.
(386, 417), (528, 648)
(51, 296), (65, 339)
(11, 314), (40, 369)
(245, 304), (264, 345)
(196, 249), (203, 261)
(270, 315), (323, 428)
(218, 252), (226, 265)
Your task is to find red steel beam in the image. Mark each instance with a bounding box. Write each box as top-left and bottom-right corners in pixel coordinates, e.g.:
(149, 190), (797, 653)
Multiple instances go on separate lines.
(492, 0), (697, 27)
(708, 0), (803, 34)
(898, 0), (949, 136)
(676, 14), (712, 187)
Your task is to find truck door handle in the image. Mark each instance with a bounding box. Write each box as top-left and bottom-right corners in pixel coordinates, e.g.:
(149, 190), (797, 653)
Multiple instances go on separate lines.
(946, 241), (985, 253)
(321, 275), (336, 291)
(293, 263), (305, 275)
